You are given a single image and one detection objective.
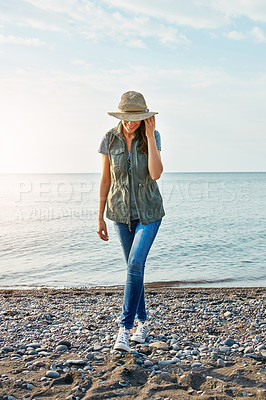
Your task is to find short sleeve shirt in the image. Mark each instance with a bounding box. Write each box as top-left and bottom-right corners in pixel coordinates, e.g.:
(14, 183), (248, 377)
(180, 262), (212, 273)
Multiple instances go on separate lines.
(98, 129), (161, 156)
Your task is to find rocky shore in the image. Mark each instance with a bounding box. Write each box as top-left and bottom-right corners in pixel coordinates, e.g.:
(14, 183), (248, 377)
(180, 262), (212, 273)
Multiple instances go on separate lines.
(0, 286), (265, 399)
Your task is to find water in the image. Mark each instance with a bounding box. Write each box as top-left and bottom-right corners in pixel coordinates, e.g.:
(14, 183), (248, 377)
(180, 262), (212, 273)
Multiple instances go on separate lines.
(0, 172), (265, 289)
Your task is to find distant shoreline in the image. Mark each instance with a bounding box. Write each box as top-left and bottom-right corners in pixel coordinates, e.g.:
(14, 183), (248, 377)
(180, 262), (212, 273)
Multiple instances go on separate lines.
(0, 285), (265, 293)
(0, 278), (266, 291)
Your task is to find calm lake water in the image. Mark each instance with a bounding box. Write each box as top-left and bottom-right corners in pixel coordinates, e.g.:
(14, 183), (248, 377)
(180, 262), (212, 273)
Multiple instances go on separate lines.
(0, 172), (265, 289)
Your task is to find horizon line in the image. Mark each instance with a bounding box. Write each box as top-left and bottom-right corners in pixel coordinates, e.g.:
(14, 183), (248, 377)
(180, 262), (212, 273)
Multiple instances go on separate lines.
(1, 171), (266, 174)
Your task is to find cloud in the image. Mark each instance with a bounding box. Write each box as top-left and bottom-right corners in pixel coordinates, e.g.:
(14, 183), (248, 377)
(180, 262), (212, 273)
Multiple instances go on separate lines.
(18, 18), (66, 32)
(250, 26), (266, 43)
(158, 26), (191, 46)
(0, 34), (45, 46)
(4, 1), (266, 34)
(100, 0), (227, 29)
(20, 0), (191, 47)
(223, 31), (246, 40)
(223, 26), (266, 43)
(1, 0), (266, 50)
(101, 0), (266, 27)
(210, 0), (266, 24)
(0, 1), (67, 32)
(24, 0), (75, 14)
(128, 39), (146, 48)
(71, 59), (91, 67)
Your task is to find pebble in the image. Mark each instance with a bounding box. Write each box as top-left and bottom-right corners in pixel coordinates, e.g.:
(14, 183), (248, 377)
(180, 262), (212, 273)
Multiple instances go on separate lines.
(2, 346), (14, 352)
(224, 311), (231, 317)
(219, 346), (231, 353)
(191, 349), (199, 355)
(94, 355), (104, 360)
(244, 347), (254, 354)
(150, 341), (169, 350)
(224, 338), (235, 347)
(158, 360), (175, 366)
(27, 343), (41, 349)
(93, 345), (103, 351)
(57, 340), (71, 348)
(0, 287), (264, 398)
(171, 344), (180, 351)
(56, 344), (69, 351)
(46, 371), (60, 378)
(144, 360), (154, 367)
(39, 351), (50, 356)
(65, 359), (87, 365)
(191, 362), (202, 368)
(217, 358), (225, 367)
(211, 351), (219, 360)
(27, 350), (38, 356)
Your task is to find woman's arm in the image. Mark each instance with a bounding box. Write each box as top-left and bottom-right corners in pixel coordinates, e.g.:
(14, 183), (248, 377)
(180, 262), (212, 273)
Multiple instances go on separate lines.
(145, 116), (163, 180)
(97, 154), (111, 241)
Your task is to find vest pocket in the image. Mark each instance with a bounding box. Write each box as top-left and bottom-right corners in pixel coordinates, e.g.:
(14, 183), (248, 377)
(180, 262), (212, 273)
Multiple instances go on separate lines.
(110, 148), (126, 175)
(110, 148), (125, 155)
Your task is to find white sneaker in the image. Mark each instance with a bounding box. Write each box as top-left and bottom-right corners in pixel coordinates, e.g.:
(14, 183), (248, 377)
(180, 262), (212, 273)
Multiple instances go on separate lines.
(131, 321), (149, 344)
(113, 327), (131, 352)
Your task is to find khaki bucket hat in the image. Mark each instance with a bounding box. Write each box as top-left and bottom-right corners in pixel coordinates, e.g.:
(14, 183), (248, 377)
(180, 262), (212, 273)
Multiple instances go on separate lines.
(108, 91), (158, 121)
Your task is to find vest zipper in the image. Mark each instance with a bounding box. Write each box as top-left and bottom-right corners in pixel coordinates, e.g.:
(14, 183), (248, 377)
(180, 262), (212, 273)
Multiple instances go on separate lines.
(122, 131), (143, 230)
(121, 136), (132, 231)
(130, 140), (143, 226)
(128, 163), (131, 232)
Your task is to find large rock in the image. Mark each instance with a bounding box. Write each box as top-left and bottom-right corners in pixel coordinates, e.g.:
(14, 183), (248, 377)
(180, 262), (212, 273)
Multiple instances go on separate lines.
(149, 341), (169, 350)
(56, 345), (69, 351)
(57, 340), (71, 348)
(46, 371), (60, 378)
(27, 343), (41, 349)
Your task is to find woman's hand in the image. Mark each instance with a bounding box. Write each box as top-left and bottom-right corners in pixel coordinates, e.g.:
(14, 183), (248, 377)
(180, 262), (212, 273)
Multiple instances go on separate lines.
(144, 116), (156, 138)
(97, 217), (109, 241)
(144, 116), (163, 180)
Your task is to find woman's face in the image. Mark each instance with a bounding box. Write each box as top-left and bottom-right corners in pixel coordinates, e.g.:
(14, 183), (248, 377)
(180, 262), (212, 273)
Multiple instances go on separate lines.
(122, 119), (141, 135)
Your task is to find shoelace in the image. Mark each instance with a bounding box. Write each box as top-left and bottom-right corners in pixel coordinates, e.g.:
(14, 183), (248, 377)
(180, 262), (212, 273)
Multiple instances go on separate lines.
(118, 328), (129, 344)
(135, 323), (147, 338)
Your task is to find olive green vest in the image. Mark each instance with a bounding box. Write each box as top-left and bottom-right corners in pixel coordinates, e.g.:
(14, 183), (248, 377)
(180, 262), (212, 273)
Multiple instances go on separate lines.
(106, 122), (165, 228)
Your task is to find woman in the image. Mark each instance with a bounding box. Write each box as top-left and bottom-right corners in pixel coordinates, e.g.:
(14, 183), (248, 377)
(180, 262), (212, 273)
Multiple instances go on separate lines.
(97, 91), (165, 352)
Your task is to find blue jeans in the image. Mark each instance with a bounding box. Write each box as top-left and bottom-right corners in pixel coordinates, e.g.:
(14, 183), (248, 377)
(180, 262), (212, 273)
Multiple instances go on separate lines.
(113, 218), (162, 329)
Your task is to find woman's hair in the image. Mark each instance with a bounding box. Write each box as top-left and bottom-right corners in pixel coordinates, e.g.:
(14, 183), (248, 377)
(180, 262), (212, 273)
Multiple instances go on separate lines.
(138, 121), (148, 155)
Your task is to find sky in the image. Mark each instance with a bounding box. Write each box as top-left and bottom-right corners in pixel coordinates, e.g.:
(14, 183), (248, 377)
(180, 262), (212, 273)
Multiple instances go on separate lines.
(0, 0), (265, 173)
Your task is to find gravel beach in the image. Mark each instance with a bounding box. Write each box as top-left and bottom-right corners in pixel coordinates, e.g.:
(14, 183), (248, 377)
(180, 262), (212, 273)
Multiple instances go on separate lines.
(0, 286), (265, 400)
